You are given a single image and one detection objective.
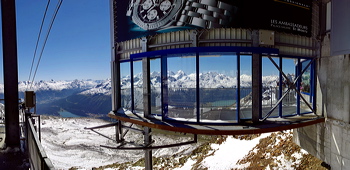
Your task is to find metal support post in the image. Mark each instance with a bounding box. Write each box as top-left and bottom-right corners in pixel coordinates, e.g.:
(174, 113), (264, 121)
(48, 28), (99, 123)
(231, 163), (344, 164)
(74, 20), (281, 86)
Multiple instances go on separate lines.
(111, 45), (123, 143)
(143, 57), (151, 117)
(196, 50), (200, 122)
(110, 0), (124, 143)
(1, 0), (20, 148)
(141, 37), (153, 169)
(110, 0), (120, 112)
(296, 58), (301, 115)
(279, 57), (283, 117)
(236, 54), (241, 122)
(130, 61), (135, 111)
(252, 53), (262, 122)
(115, 120), (124, 143)
(252, 30), (262, 123)
(111, 50), (121, 111)
(161, 56), (168, 120)
(142, 37), (151, 118)
(144, 127), (152, 170)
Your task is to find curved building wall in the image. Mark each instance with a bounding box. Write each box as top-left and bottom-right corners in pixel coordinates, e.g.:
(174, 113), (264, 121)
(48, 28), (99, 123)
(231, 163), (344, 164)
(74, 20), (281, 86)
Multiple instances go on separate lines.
(111, 0), (320, 124)
(117, 29), (316, 59)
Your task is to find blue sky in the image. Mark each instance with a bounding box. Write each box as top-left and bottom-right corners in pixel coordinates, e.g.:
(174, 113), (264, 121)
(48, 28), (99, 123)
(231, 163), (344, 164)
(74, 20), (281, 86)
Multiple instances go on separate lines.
(0, 0), (111, 83)
(0, 0), (300, 83)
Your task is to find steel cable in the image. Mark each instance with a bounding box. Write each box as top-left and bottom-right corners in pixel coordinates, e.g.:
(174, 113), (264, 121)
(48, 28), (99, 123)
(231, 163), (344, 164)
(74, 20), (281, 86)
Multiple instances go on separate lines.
(29, 0), (63, 89)
(27, 0), (51, 90)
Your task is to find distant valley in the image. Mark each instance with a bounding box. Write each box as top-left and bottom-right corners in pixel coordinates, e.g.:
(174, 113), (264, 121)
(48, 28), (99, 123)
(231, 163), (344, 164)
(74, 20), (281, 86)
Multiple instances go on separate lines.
(0, 71), (284, 119)
(0, 79), (112, 119)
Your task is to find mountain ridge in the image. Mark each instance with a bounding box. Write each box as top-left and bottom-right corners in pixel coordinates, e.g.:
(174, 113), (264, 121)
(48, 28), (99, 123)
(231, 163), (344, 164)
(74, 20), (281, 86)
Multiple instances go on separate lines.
(0, 71), (290, 117)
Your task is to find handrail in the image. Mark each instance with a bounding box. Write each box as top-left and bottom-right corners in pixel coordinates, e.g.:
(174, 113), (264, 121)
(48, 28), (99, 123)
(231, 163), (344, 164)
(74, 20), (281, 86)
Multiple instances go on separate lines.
(26, 113), (55, 170)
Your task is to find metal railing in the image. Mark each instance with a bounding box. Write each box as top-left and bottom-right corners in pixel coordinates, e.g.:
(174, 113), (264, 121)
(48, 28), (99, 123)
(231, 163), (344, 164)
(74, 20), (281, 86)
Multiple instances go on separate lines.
(25, 111), (55, 170)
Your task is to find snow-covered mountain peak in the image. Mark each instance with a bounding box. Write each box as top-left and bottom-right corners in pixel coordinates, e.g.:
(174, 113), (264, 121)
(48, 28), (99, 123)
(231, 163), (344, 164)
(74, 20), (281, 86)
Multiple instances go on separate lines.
(150, 71), (160, 77)
(79, 79), (112, 95)
(167, 71), (175, 76)
(0, 71), (280, 95)
(0, 79), (102, 93)
(174, 70), (187, 79)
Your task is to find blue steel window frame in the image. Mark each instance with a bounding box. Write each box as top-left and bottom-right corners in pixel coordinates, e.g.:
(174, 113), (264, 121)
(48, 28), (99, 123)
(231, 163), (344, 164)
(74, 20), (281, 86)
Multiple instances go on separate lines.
(298, 57), (315, 115)
(277, 55), (316, 117)
(118, 46), (316, 124)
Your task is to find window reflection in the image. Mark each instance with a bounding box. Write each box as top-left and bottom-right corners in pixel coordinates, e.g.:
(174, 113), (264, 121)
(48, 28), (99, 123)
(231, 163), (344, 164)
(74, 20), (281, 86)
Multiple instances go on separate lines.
(262, 56), (280, 118)
(118, 49), (315, 124)
(120, 62), (131, 110)
(133, 60), (143, 112)
(239, 55), (252, 120)
(281, 58), (297, 116)
(199, 53), (237, 122)
(167, 55), (196, 120)
(150, 58), (161, 115)
(300, 59), (313, 114)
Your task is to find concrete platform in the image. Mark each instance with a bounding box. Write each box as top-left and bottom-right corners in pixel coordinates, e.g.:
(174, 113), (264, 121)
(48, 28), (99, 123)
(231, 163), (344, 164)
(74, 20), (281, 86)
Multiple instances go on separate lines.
(108, 110), (325, 135)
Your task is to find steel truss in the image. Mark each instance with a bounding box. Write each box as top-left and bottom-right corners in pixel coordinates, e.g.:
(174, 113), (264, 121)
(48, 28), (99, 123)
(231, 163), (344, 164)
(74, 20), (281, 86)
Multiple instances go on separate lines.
(85, 122), (197, 150)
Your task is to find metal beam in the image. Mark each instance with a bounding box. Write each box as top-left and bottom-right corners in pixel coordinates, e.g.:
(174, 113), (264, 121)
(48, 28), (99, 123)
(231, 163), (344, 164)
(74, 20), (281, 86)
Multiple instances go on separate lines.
(110, 0), (120, 112)
(101, 134), (197, 150)
(252, 30), (262, 123)
(144, 127), (152, 170)
(141, 37), (153, 170)
(1, 0), (20, 148)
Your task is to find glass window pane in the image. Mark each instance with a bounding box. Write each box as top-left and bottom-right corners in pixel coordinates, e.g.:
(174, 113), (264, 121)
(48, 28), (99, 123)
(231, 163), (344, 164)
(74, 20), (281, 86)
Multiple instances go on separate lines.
(167, 54), (196, 121)
(300, 59), (313, 114)
(282, 58), (297, 116)
(262, 56), (280, 118)
(120, 62), (131, 110)
(240, 55), (252, 120)
(133, 60), (143, 112)
(150, 58), (161, 115)
(199, 53), (237, 122)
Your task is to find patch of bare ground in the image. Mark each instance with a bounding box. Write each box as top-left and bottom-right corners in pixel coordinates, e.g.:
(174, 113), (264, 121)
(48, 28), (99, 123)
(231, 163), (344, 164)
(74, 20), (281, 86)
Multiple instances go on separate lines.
(235, 131), (326, 170)
(94, 132), (328, 170)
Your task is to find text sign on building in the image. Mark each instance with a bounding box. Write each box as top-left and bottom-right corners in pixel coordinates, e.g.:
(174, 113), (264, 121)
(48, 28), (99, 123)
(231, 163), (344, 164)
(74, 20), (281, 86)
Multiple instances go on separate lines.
(116, 0), (312, 42)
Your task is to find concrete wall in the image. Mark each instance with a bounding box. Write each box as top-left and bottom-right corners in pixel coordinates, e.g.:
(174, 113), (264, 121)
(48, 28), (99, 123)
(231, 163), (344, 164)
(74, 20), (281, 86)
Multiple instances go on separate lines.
(294, 119), (350, 169)
(293, 30), (350, 169)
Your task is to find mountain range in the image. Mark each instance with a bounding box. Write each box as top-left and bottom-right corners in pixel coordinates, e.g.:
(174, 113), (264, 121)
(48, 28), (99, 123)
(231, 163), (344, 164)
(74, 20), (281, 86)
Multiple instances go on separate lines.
(0, 71), (285, 118)
(121, 70), (280, 89)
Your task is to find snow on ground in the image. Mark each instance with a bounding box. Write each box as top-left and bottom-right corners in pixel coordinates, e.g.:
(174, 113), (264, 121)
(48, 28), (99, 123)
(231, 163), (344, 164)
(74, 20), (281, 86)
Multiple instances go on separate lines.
(40, 116), (199, 169)
(200, 134), (271, 169)
(173, 134), (271, 170)
(40, 116), (262, 170)
(40, 116), (143, 169)
(40, 116), (321, 170)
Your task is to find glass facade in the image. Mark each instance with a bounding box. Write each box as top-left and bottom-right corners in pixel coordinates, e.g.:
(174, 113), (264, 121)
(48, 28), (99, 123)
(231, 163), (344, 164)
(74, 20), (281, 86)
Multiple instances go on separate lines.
(118, 47), (315, 124)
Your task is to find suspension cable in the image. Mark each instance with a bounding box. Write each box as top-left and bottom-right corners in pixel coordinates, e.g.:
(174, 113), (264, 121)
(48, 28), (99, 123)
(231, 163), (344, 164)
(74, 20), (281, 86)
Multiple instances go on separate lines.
(27, 0), (51, 90)
(29, 0), (64, 89)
